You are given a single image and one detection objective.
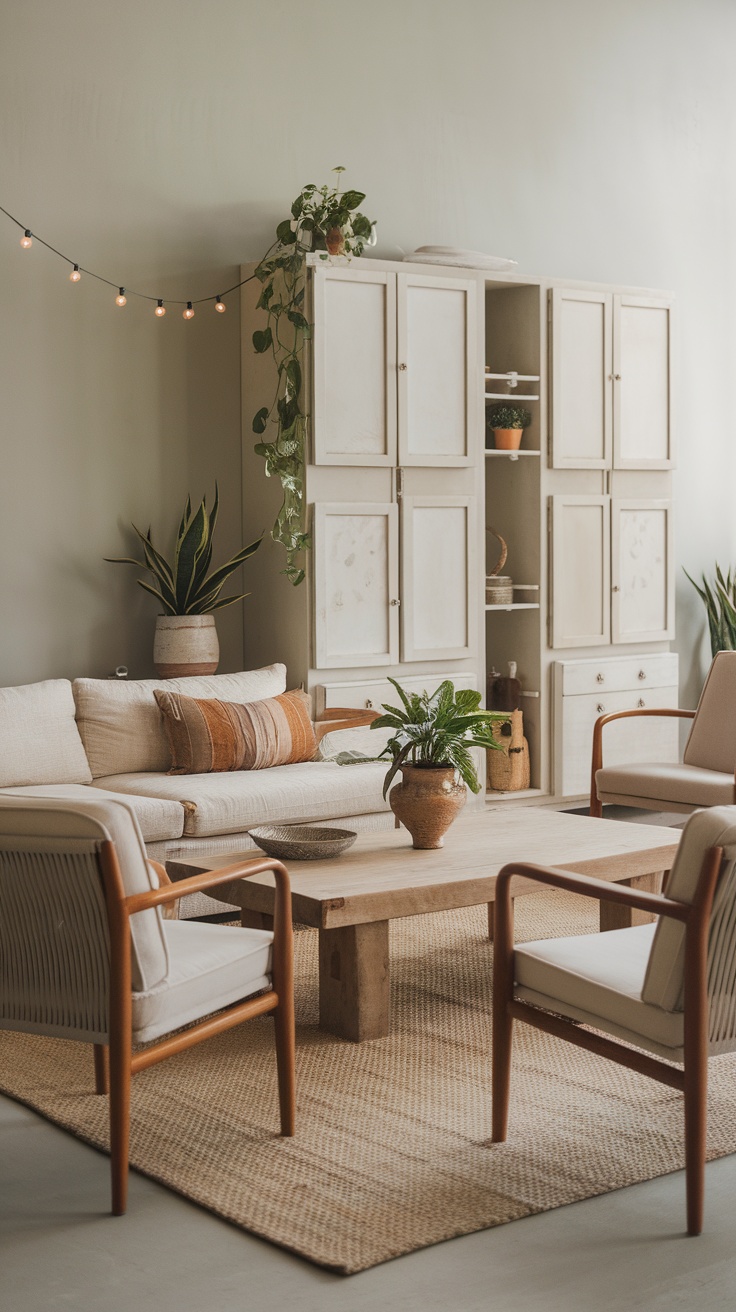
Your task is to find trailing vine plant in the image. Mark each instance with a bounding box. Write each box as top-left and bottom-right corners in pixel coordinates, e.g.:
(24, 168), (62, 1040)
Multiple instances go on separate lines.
(251, 167), (376, 585)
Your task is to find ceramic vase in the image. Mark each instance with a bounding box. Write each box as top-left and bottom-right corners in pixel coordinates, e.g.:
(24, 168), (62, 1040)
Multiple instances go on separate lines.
(153, 614), (219, 678)
(389, 764), (467, 849)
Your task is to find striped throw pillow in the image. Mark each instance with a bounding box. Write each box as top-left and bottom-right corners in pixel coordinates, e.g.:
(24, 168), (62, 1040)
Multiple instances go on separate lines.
(154, 688), (317, 775)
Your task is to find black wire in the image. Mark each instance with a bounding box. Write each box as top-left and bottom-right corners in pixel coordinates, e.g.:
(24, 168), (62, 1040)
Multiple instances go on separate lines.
(0, 202), (274, 306)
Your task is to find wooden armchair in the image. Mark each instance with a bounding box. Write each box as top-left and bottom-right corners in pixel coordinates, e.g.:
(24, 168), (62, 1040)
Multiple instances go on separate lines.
(591, 651), (736, 817)
(492, 805), (736, 1235)
(0, 795), (295, 1216)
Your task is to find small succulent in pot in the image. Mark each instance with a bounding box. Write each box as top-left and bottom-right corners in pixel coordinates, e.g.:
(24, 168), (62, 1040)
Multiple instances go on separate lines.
(486, 404), (532, 452)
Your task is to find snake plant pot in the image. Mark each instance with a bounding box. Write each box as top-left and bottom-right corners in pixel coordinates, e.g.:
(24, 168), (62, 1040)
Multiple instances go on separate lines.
(492, 427), (523, 451)
(153, 615), (219, 677)
(388, 764), (467, 849)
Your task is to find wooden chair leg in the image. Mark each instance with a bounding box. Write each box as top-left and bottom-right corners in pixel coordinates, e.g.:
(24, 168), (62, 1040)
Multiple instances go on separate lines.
(274, 998), (296, 1137)
(93, 1044), (109, 1094)
(684, 1048), (707, 1236)
(108, 1022), (132, 1215)
(491, 1004), (513, 1142)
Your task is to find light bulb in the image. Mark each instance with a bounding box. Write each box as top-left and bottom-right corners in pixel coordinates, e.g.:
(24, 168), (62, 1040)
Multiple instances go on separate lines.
(154, 300), (166, 317)
(69, 264), (81, 282)
(20, 230), (32, 248)
(215, 296), (226, 313)
(115, 288), (127, 307)
(183, 301), (195, 320)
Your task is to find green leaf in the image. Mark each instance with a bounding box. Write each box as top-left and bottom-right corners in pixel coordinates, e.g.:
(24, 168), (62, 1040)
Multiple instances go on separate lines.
(285, 356), (302, 394)
(276, 219), (296, 244)
(188, 535), (263, 607)
(341, 189), (366, 210)
(252, 327), (273, 353)
(286, 309), (310, 333)
(290, 196), (303, 219)
(173, 497), (207, 611)
(256, 282), (274, 311)
(252, 407), (270, 434)
(136, 579), (176, 615)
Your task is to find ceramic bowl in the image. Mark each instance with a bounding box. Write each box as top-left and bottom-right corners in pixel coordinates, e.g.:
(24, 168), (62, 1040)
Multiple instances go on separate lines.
(247, 824), (357, 861)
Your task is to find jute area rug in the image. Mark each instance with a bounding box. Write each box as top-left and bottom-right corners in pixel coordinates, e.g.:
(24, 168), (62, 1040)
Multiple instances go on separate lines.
(3, 891), (736, 1274)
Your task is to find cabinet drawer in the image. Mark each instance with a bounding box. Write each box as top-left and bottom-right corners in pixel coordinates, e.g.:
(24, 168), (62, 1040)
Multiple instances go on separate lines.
(556, 685), (680, 798)
(315, 672), (477, 715)
(558, 653), (678, 697)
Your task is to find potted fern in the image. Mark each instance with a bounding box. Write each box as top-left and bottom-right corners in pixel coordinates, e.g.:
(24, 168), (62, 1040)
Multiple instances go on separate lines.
(106, 486), (261, 676)
(370, 678), (507, 848)
(486, 403), (532, 452)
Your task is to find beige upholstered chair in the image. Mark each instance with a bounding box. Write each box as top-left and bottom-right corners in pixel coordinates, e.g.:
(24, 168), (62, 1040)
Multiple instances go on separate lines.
(491, 806), (736, 1235)
(0, 795), (295, 1215)
(591, 651), (736, 817)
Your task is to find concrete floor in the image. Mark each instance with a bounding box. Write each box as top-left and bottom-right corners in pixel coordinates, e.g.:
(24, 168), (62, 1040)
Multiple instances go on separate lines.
(4, 806), (734, 1312)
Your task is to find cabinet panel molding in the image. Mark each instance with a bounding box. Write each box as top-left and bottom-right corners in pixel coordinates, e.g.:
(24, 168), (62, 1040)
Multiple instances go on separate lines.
(312, 268), (397, 466)
(551, 495), (611, 648)
(397, 273), (477, 467)
(613, 295), (673, 469)
(611, 498), (674, 643)
(400, 495), (476, 661)
(550, 289), (612, 469)
(313, 502), (399, 668)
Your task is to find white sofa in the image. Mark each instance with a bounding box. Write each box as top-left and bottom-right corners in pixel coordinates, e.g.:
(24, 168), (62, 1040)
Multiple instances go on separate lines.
(0, 665), (392, 915)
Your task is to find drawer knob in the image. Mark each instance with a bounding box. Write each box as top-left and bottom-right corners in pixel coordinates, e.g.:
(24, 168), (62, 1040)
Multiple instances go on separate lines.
(638, 698), (645, 708)
(365, 699), (374, 709)
(596, 673), (604, 683)
(638, 670), (646, 680)
(597, 703), (605, 714)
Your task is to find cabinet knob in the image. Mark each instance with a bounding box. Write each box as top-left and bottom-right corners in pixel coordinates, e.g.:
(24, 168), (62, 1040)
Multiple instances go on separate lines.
(365, 699), (374, 709)
(398, 362), (408, 371)
(612, 585), (620, 593)
(390, 598), (401, 607)
(638, 670), (646, 680)
(597, 703), (605, 714)
(638, 698), (645, 708)
(614, 373), (622, 380)
(596, 673), (604, 683)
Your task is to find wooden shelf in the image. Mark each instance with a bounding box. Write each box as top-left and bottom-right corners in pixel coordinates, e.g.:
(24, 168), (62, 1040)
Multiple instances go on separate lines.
(485, 392), (540, 401)
(485, 603), (540, 612)
(485, 449), (540, 458)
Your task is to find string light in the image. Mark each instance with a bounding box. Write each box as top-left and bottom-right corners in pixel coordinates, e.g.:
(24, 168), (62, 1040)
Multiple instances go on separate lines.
(2, 201), (267, 315)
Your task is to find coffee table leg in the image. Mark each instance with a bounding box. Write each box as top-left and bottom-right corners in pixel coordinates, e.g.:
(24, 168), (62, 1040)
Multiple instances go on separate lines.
(240, 909), (274, 931)
(488, 902), (495, 942)
(318, 921), (390, 1042)
(599, 872), (663, 931)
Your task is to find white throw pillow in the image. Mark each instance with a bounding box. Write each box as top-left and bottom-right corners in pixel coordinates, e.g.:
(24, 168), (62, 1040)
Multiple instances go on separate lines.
(73, 664), (288, 778)
(317, 724), (392, 761)
(0, 679), (92, 787)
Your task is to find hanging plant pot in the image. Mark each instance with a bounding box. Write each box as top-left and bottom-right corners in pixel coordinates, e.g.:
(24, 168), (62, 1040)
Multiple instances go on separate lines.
(388, 764), (467, 849)
(153, 615), (219, 678)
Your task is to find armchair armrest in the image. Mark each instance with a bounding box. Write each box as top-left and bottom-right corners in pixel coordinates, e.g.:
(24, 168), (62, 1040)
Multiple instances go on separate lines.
(126, 856), (290, 915)
(495, 860), (690, 924)
(590, 707), (696, 816)
(314, 707), (381, 744)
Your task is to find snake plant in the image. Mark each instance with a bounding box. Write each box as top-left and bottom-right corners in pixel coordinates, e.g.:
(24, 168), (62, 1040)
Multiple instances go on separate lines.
(684, 564), (736, 656)
(105, 485), (261, 615)
(371, 678), (508, 798)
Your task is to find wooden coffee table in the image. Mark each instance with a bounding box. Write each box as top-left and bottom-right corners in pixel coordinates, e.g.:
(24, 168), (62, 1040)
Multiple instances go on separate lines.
(168, 809), (678, 1044)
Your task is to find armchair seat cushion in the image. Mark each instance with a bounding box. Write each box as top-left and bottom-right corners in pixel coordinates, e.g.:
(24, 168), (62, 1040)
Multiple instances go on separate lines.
(514, 923), (684, 1052)
(132, 920), (272, 1044)
(596, 762), (735, 809)
(92, 760), (390, 838)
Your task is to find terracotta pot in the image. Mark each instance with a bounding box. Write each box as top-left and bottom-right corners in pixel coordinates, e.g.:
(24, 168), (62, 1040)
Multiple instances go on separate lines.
(492, 427), (523, 451)
(388, 763), (467, 850)
(153, 614), (219, 677)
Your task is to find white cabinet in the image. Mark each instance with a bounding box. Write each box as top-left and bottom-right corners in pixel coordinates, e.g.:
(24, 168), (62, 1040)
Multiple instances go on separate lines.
(554, 654), (680, 797)
(550, 289), (672, 470)
(313, 503), (399, 668)
(550, 495), (673, 650)
(311, 266), (477, 468)
(400, 496), (476, 661)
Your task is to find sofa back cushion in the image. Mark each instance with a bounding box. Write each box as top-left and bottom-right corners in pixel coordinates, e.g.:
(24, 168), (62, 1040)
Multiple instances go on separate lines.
(73, 665), (287, 778)
(0, 680), (92, 787)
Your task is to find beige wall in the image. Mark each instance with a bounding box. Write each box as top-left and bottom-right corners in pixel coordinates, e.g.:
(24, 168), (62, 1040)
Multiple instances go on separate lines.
(0, 0), (734, 702)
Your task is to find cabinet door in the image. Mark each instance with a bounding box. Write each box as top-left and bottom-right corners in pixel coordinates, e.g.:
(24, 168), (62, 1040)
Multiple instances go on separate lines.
(400, 496), (475, 661)
(312, 268), (397, 466)
(550, 495), (611, 648)
(396, 273), (477, 467)
(611, 499), (674, 643)
(313, 503), (399, 668)
(613, 295), (673, 469)
(550, 289), (612, 468)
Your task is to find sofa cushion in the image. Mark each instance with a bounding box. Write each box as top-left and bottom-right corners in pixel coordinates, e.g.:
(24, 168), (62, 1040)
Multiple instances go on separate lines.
(92, 760), (390, 838)
(73, 665), (287, 778)
(0, 680), (92, 787)
(596, 762), (736, 809)
(132, 920), (272, 1044)
(0, 783), (185, 844)
(154, 688), (317, 774)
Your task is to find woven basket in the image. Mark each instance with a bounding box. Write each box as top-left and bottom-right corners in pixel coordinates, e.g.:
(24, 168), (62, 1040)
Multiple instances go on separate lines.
(487, 710), (531, 792)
